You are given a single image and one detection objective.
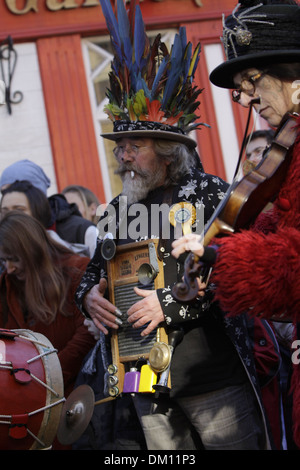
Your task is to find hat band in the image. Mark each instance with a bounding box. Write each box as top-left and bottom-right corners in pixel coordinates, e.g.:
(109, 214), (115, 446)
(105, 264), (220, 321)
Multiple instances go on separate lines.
(113, 120), (187, 137)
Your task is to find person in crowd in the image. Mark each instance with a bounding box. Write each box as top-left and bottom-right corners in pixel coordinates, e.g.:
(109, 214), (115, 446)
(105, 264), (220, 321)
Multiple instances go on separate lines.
(74, 0), (284, 450)
(171, 0), (300, 449)
(0, 180), (83, 252)
(62, 184), (100, 225)
(0, 180), (51, 227)
(243, 129), (275, 174)
(0, 211), (95, 397)
(0, 159), (98, 257)
(0, 159), (51, 194)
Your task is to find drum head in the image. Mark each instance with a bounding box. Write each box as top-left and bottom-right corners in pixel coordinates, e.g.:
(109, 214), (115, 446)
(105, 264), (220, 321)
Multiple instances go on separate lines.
(0, 329), (64, 450)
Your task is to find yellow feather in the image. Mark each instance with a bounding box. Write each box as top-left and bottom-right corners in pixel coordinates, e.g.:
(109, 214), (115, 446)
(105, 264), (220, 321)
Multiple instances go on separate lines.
(188, 43), (201, 78)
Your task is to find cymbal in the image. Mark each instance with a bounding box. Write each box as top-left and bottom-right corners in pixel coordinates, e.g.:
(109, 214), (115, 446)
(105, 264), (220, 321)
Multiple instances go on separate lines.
(57, 385), (95, 445)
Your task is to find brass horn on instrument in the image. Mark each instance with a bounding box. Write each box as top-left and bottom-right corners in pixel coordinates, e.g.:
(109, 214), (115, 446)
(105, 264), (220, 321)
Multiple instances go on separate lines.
(151, 328), (183, 395)
(138, 262), (157, 285)
(137, 242), (160, 285)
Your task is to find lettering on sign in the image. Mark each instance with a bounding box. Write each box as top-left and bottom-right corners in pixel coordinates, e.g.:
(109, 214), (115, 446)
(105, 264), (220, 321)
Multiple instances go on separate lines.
(5, 0), (99, 14)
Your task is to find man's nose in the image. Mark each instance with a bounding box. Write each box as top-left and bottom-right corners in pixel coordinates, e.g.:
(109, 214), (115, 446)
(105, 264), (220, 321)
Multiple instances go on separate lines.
(121, 148), (134, 162)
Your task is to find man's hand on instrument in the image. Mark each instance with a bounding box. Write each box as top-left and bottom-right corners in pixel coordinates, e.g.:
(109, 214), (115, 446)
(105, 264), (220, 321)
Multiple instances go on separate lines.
(172, 234), (208, 297)
(127, 287), (164, 337)
(82, 278), (123, 335)
(171, 233), (204, 259)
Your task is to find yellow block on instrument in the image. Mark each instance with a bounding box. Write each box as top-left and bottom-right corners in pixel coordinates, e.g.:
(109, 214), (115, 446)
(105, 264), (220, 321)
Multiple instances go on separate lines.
(138, 364), (157, 393)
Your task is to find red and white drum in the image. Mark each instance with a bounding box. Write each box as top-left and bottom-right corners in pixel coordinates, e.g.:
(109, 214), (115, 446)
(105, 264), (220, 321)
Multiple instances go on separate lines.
(0, 328), (64, 450)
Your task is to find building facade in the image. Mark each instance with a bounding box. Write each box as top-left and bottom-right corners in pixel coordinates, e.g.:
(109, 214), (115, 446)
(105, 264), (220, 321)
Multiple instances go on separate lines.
(0, 0), (267, 202)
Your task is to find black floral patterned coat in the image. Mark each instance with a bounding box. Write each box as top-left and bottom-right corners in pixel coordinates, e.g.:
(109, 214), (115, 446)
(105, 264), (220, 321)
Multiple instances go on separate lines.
(75, 167), (284, 449)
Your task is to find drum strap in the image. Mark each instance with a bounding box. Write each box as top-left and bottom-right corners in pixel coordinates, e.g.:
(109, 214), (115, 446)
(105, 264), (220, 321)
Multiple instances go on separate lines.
(10, 362), (32, 384)
(9, 414), (29, 439)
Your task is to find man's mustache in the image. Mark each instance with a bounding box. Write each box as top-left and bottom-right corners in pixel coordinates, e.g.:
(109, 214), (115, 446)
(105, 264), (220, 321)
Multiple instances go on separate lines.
(115, 163), (150, 178)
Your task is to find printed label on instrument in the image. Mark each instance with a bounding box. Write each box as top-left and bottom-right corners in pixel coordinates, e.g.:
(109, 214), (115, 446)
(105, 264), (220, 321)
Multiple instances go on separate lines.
(116, 250), (150, 279)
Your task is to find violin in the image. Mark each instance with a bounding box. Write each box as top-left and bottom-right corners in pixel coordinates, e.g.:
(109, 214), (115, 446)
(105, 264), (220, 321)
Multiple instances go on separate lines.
(172, 112), (299, 303)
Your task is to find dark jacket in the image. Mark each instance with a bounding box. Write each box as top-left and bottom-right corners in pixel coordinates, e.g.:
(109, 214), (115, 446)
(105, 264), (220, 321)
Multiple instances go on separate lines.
(48, 194), (93, 245)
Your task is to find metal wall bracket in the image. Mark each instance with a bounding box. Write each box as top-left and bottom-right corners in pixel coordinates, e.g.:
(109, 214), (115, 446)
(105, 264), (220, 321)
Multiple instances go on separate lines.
(0, 36), (23, 114)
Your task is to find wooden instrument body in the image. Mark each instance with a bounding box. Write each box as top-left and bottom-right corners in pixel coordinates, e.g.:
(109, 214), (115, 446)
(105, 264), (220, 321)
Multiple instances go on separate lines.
(107, 239), (168, 395)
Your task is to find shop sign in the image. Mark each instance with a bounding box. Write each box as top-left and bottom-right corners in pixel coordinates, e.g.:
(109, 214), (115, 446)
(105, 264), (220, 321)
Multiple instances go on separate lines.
(5, 0), (99, 14)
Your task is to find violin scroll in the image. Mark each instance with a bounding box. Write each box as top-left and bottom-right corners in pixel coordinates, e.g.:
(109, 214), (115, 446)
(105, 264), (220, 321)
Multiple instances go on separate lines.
(172, 253), (203, 303)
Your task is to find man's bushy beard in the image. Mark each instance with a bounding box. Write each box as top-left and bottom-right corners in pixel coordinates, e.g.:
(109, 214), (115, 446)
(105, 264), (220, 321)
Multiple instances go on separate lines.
(115, 162), (165, 205)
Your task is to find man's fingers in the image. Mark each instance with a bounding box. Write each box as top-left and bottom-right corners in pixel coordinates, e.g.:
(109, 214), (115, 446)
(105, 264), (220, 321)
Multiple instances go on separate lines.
(98, 277), (108, 294)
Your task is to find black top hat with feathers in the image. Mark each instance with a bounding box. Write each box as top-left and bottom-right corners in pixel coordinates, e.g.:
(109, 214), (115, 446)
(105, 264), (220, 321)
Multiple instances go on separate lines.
(99, 0), (208, 148)
(210, 0), (300, 89)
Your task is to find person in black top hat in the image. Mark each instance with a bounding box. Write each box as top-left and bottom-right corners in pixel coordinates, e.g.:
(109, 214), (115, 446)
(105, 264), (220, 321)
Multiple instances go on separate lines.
(172, 0), (300, 449)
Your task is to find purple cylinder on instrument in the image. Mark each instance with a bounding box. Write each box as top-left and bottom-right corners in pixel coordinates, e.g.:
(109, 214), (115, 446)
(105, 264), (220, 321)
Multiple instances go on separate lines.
(123, 368), (140, 393)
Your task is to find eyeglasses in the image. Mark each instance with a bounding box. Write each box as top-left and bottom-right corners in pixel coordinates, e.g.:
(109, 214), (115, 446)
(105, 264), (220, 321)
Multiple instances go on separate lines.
(232, 71), (266, 103)
(113, 144), (152, 159)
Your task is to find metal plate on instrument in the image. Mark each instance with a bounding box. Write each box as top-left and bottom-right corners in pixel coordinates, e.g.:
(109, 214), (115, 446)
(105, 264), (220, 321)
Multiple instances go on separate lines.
(114, 282), (156, 358)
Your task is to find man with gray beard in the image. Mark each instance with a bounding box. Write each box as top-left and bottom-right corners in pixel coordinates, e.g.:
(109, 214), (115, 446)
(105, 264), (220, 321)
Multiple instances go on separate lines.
(77, 134), (227, 337)
(115, 140), (167, 206)
(74, 128), (280, 450)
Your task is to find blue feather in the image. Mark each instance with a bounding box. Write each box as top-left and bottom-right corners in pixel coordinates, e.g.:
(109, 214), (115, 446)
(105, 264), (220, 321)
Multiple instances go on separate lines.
(117, 0), (132, 70)
(170, 33), (182, 63)
(160, 33), (183, 107)
(136, 74), (151, 98)
(179, 27), (187, 51)
(161, 63), (181, 108)
(99, 0), (122, 59)
(134, 5), (147, 71)
(179, 27), (191, 84)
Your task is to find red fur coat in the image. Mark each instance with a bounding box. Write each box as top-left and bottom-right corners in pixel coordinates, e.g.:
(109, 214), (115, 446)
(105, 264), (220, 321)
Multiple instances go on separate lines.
(211, 115), (300, 446)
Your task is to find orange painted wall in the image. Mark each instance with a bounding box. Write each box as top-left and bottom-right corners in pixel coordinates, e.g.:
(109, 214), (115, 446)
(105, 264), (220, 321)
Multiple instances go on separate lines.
(36, 34), (106, 201)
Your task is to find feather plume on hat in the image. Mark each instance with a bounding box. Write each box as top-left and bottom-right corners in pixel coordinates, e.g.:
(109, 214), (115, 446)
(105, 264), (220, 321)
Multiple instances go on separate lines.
(99, 0), (207, 146)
